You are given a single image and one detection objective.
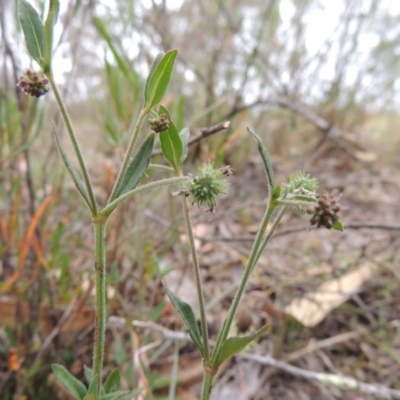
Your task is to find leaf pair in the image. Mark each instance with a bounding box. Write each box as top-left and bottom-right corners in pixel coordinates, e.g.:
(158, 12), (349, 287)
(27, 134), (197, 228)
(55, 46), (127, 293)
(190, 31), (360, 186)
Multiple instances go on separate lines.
(143, 50), (189, 171)
(52, 364), (142, 400)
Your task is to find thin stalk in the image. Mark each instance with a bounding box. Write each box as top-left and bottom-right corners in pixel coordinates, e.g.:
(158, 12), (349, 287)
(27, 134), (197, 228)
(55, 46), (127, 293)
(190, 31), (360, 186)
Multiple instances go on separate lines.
(181, 196), (210, 363)
(253, 206), (288, 273)
(201, 371), (214, 400)
(47, 72), (97, 213)
(210, 203), (276, 367)
(92, 218), (107, 394)
(102, 176), (189, 217)
(201, 203), (285, 400)
(277, 199), (315, 208)
(108, 108), (147, 202)
(148, 163), (175, 173)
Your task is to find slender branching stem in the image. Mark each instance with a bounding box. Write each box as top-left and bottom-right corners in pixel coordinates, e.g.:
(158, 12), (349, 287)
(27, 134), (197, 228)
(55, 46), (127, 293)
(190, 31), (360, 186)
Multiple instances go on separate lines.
(102, 176), (189, 217)
(199, 201), (285, 400)
(253, 206), (289, 273)
(180, 196), (210, 363)
(47, 72), (97, 213)
(210, 203), (276, 368)
(92, 217), (107, 394)
(108, 108), (147, 202)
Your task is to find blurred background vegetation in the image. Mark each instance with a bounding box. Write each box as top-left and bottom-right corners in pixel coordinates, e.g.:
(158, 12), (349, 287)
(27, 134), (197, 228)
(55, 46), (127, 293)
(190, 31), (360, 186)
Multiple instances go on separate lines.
(1, 0), (400, 399)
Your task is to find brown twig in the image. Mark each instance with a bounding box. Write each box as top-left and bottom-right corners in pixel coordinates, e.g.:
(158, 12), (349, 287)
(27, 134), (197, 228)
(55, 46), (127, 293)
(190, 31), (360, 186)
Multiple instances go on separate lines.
(151, 121), (231, 156)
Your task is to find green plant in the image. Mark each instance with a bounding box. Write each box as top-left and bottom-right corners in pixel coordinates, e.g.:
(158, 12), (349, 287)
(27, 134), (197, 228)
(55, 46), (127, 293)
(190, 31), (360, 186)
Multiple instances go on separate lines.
(17, 1), (343, 399)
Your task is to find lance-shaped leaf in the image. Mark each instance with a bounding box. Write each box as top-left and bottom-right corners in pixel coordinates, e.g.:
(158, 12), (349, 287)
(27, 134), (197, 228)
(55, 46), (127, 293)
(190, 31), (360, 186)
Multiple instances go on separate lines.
(112, 134), (155, 201)
(43, 0), (59, 71)
(216, 324), (270, 367)
(52, 364), (87, 400)
(18, 0), (45, 65)
(100, 388), (143, 400)
(94, 17), (131, 81)
(103, 369), (121, 394)
(165, 288), (205, 358)
(83, 366), (93, 387)
(159, 106), (183, 172)
(144, 50), (177, 110)
(144, 52), (164, 102)
(53, 124), (94, 213)
(247, 127), (275, 190)
(84, 378), (98, 398)
(179, 127), (190, 164)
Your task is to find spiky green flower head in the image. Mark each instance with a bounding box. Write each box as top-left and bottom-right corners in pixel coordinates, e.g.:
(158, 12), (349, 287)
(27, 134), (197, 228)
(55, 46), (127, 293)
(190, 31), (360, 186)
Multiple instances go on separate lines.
(282, 171), (319, 201)
(188, 162), (232, 212)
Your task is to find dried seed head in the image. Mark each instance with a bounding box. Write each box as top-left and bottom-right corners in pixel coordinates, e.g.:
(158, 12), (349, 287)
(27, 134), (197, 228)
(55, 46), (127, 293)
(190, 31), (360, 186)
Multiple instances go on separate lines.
(308, 190), (344, 229)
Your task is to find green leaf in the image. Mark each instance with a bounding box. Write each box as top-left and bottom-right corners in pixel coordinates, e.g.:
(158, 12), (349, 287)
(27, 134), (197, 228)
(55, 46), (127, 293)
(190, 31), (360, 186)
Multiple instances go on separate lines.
(112, 134), (154, 201)
(272, 185), (281, 200)
(144, 52), (164, 104)
(100, 388), (143, 400)
(83, 366), (93, 387)
(52, 124), (94, 212)
(85, 377), (98, 396)
(18, 0), (45, 64)
(217, 324), (270, 367)
(179, 127), (190, 163)
(43, 0), (59, 71)
(159, 106), (183, 172)
(144, 50), (178, 110)
(332, 220), (344, 232)
(103, 369), (121, 394)
(52, 364), (87, 400)
(165, 288), (205, 358)
(83, 395), (95, 400)
(247, 127), (275, 190)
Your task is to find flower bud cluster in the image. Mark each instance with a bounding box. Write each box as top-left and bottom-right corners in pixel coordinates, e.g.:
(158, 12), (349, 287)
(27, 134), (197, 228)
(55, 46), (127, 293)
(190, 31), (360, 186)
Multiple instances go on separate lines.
(17, 69), (49, 98)
(149, 114), (169, 133)
(307, 191), (343, 229)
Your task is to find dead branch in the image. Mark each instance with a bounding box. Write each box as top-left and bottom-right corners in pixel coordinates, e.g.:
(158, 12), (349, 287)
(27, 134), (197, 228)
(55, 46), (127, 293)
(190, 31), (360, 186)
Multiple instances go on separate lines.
(108, 315), (400, 400)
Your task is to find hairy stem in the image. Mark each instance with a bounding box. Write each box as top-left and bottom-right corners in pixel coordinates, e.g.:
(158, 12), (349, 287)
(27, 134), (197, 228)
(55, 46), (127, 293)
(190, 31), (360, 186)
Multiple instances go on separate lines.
(201, 371), (214, 400)
(92, 218), (107, 394)
(210, 203), (276, 367)
(255, 206), (288, 266)
(181, 196), (210, 363)
(47, 72), (97, 213)
(102, 176), (189, 217)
